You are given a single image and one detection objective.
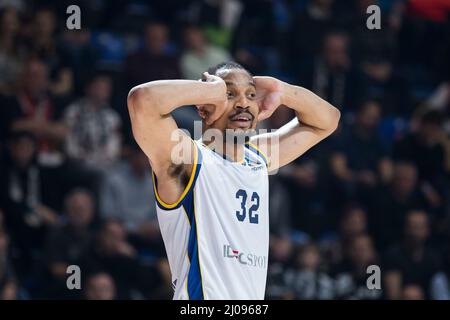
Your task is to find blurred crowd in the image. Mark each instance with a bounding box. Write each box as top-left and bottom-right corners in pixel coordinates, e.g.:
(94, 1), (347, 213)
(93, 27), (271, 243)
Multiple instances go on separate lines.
(0, 0), (449, 300)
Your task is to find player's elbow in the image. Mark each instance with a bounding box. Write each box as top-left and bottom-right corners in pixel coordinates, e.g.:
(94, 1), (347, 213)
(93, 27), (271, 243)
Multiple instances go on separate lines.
(324, 106), (341, 134)
(127, 85), (156, 117)
(128, 86), (148, 110)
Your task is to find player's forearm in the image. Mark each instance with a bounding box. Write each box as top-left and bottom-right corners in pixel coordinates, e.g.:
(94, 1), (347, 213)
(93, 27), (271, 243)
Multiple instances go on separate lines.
(128, 79), (224, 117)
(280, 83), (341, 132)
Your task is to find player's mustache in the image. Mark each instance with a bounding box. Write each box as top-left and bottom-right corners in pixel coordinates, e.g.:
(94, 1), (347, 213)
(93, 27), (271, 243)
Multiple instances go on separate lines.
(228, 110), (255, 121)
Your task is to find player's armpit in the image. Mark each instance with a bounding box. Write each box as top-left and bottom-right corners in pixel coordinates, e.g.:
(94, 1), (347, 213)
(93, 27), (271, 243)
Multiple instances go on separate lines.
(152, 139), (200, 209)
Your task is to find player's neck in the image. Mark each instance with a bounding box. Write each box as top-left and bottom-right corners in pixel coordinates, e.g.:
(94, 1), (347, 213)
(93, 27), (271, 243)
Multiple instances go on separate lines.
(204, 140), (245, 163)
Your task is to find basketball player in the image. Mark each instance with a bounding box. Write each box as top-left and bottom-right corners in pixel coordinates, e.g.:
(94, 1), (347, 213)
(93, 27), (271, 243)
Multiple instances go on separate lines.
(127, 62), (340, 300)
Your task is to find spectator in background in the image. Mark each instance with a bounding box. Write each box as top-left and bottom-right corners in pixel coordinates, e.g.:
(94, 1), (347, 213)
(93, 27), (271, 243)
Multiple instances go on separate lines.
(333, 233), (382, 299)
(383, 210), (441, 300)
(125, 22), (180, 89)
(0, 7), (24, 95)
(265, 235), (295, 299)
(268, 174), (292, 237)
(124, 22), (200, 133)
(321, 204), (369, 268)
(299, 31), (359, 112)
(282, 155), (330, 238)
(0, 58), (67, 165)
(59, 29), (98, 96)
(402, 284), (425, 300)
(42, 189), (95, 299)
(290, 0), (336, 65)
(371, 161), (431, 250)
(330, 100), (391, 205)
(64, 72), (121, 172)
(283, 243), (334, 300)
(84, 272), (117, 300)
(26, 7), (73, 97)
(0, 131), (60, 279)
(180, 24), (231, 80)
(394, 110), (447, 183)
(99, 143), (161, 255)
(394, 110), (448, 234)
(82, 219), (166, 299)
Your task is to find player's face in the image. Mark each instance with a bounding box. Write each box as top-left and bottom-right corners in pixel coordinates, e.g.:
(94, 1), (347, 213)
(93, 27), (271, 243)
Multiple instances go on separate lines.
(211, 69), (259, 134)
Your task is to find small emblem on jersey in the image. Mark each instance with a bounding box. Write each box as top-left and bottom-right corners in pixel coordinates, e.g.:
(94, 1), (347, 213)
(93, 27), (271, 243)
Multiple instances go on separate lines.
(223, 244), (267, 268)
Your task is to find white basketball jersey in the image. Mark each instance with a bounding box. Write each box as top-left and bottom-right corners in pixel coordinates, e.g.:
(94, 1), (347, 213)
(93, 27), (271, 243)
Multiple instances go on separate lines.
(153, 139), (270, 300)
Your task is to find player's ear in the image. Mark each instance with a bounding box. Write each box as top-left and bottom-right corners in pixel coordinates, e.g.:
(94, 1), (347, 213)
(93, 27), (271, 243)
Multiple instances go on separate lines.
(196, 105), (207, 120)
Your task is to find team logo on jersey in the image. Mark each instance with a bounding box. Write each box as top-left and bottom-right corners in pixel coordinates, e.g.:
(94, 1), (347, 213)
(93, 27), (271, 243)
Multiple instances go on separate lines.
(223, 244), (267, 269)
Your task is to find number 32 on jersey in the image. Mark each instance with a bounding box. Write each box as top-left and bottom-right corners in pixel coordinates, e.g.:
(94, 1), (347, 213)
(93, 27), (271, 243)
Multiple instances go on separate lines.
(235, 189), (260, 224)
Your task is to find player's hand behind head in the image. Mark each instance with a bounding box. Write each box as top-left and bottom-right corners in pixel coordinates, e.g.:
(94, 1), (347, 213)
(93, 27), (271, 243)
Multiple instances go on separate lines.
(197, 72), (227, 125)
(254, 76), (283, 121)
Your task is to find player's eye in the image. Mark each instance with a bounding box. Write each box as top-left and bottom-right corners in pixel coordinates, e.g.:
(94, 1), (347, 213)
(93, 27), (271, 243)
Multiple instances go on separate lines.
(248, 92), (256, 99)
(227, 92), (234, 98)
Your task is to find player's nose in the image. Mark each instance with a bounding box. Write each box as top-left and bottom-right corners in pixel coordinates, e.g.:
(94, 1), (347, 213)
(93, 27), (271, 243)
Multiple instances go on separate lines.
(233, 94), (250, 110)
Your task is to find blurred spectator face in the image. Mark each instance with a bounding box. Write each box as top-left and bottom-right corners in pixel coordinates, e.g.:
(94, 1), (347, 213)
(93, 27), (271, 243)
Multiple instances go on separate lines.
(392, 162), (417, 196)
(0, 7), (19, 35)
(348, 234), (375, 267)
(402, 285), (425, 300)
(9, 133), (36, 169)
(87, 76), (112, 105)
(323, 33), (349, 70)
(270, 236), (293, 263)
(65, 190), (94, 228)
(293, 161), (317, 188)
(404, 211), (429, 244)
(184, 27), (205, 51)
(34, 9), (55, 36)
(356, 101), (381, 132)
(297, 244), (321, 271)
(340, 206), (367, 239)
(85, 273), (116, 300)
(21, 59), (49, 96)
(98, 220), (127, 253)
(62, 29), (91, 47)
(144, 23), (168, 55)
(0, 281), (18, 300)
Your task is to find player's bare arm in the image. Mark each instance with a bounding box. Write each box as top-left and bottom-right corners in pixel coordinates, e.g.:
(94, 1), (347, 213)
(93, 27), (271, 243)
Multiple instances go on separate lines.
(127, 74), (226, 204)
(250, 76), (341, 172)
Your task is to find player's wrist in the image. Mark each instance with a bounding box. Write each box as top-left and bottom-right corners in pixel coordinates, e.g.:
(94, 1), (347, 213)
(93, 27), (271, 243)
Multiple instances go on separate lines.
(280, 82), (304, 108)
(279, 80), (293, 106)
(203, 80), (226, 104)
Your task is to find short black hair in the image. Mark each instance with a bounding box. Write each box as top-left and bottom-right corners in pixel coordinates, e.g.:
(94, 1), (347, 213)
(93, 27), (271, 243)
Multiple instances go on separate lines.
(206, 61), (253, 78)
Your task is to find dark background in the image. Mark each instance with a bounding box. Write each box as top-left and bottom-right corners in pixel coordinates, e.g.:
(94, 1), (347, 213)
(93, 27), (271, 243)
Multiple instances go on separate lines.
(0, 0), (449, 300)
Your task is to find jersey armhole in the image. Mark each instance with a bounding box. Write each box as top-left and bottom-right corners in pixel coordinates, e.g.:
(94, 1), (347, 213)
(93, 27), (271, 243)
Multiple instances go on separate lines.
(152, 139), (202, 210)
(245, 142), (271, 167)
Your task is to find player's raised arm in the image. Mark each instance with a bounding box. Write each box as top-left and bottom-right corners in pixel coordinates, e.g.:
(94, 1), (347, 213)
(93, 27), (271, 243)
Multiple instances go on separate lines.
(250, 77), (341, 171)
(127, 74), (226, 172)
(127, 73), (226, 203)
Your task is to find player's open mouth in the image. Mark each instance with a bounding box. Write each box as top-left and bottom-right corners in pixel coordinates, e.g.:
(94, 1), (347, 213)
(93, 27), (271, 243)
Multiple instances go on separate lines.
(229, 112), (253, 128)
